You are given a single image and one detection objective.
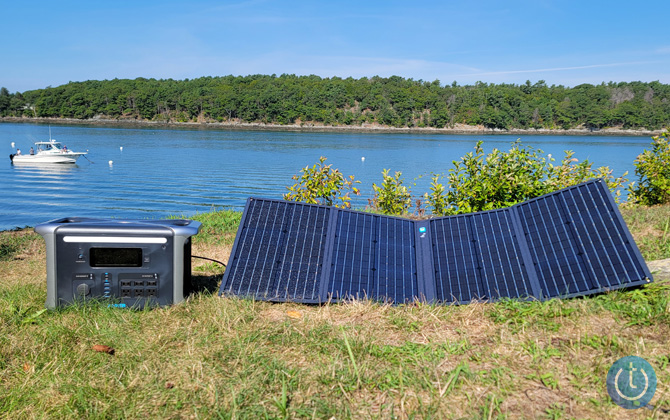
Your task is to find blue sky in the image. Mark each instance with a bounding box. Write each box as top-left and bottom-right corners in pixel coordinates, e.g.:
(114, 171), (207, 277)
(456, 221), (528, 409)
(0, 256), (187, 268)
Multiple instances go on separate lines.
(2, 0), (669, 92)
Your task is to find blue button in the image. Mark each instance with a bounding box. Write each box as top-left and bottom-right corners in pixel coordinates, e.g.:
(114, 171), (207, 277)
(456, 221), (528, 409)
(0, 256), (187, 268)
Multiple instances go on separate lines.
(419, 227), (426, 233)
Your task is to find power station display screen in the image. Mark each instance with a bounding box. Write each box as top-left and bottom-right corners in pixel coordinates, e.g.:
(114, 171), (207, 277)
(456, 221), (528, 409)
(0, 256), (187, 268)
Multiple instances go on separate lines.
(90, 247), (142, 267)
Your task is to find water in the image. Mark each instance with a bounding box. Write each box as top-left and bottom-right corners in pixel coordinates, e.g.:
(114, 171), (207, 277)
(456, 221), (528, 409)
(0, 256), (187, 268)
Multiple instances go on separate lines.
(0, 122), (651, 231)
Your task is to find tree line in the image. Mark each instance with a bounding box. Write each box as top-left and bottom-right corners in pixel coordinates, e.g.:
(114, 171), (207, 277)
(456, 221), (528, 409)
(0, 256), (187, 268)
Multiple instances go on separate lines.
(1, 75), (669, 130)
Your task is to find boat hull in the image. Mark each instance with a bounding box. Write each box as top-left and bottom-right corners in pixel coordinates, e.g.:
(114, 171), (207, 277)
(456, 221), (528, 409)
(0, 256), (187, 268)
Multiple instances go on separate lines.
(10, 153), (84, 164)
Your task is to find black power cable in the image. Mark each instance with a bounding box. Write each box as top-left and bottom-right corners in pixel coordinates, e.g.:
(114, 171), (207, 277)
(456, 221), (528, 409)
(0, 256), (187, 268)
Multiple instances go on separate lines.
(192, 255), (226, 268)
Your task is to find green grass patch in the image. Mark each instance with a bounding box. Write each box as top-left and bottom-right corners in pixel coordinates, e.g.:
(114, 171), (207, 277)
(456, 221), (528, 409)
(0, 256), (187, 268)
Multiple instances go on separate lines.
(620, 202), (670, 260)
(190, 209), (242, 246)
(591, 281), (670, 326)
(2, 207), (670, 418)
(0, 229), (40, 262)
(489, 297), (579, 333)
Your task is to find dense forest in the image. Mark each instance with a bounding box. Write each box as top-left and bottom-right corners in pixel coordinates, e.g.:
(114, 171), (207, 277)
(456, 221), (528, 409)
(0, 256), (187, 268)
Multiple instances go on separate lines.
(1, 75), (669, 130)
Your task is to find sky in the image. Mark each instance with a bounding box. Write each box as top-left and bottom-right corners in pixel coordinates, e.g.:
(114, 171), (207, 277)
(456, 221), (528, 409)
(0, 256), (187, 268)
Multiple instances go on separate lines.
(2, 0), (669, 92)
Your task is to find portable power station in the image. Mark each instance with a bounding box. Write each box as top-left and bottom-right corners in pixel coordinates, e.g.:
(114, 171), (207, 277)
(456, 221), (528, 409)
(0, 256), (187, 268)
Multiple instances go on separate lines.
(35, 217), (201, 308)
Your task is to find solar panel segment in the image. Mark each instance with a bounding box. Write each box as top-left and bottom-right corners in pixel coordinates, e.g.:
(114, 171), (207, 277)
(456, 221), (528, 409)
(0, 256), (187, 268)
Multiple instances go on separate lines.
(516, 180), (651, 299)
(221, 198), (331, 302)
(327, 213), (417, 302)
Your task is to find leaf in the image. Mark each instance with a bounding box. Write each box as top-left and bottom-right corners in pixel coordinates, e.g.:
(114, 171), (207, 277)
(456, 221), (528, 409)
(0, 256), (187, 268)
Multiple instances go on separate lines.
(286, 310), (302, 319)
(21, 309), (47, 324)
(92, 344), (115, 355)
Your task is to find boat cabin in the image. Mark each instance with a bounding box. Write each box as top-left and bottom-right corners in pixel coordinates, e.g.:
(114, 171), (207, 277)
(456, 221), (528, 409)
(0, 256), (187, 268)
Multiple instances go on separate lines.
(35, 141), (66, 153)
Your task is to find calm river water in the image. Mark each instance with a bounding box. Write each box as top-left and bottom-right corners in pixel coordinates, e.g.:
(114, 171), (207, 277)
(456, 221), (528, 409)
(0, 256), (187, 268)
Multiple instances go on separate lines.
(0, 122), (651, 231)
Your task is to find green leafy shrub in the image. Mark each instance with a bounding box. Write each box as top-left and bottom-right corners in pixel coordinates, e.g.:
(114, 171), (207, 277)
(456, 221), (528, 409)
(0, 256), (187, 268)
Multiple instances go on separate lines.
(285, 142), (626, 217)
(283, 156), (360, 208)
(629, 132), (670, 205)
(424, 174), (448, 216)
(427, 140), (626, 216)
(371, 169), (412, 215)
(546, 150), (628, 203)
(433, 141), (549, 215)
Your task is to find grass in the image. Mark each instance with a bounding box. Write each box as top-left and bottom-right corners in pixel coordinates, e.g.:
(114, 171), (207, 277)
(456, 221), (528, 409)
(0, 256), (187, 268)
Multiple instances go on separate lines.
(0, 206), (669, 419)
(0, 228), (40, 262)
(620, 202), (670, 261)
(189, 210), (242, 246)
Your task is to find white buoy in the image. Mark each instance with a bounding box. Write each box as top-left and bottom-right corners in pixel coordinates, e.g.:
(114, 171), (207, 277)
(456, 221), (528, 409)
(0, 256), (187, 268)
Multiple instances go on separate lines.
(108, 160), (113, 166)
(120, 146), (123, 151)
(361, 157), (365, 161)
(11, 142), (15, 148)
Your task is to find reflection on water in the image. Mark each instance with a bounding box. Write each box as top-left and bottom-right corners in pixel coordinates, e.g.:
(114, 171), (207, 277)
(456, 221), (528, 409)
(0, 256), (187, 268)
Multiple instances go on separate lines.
(0, 122), (653, 231)
(12, 162), (80, 174)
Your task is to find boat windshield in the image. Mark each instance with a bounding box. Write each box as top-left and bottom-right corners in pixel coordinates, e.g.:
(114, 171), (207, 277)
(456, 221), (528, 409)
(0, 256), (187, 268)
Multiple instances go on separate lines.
(38, 142), (62, 152)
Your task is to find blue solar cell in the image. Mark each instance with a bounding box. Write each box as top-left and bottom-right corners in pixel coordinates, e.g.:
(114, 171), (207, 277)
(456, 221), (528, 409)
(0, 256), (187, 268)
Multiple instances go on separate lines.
(472, 210), (535, 300)
(430, 209), (537, 303)
(220, 180), (652, 305)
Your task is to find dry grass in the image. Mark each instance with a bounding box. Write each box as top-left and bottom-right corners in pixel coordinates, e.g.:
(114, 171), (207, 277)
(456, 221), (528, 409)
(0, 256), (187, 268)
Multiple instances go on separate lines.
(620, 203), (670, 261)
(1, 210), (670, 419)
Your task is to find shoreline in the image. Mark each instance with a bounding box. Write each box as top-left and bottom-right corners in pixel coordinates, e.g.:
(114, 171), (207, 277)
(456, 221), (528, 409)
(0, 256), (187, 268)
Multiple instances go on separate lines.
(1, 116), (663, 137)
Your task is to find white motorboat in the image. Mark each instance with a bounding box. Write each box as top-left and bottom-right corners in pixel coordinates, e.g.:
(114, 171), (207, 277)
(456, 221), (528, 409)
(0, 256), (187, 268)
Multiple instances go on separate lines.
(10, 139), (87, 164)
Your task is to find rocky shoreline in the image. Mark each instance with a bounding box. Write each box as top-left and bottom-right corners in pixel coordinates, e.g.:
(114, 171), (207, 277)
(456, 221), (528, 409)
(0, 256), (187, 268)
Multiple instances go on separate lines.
(0, 116), (664, 137)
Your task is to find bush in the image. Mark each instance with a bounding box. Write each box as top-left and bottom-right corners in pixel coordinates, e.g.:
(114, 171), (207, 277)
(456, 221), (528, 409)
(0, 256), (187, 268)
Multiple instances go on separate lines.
(283, 156), (360, 208)
(428, 141), (549, 215)
(546, 150), (628, 203)
(371, 169), (412, 215)
(285, 142), (627, 217)
(426, 140), (626, 216)
(629, 132), (670, 205)
(424, 174), (448, 216)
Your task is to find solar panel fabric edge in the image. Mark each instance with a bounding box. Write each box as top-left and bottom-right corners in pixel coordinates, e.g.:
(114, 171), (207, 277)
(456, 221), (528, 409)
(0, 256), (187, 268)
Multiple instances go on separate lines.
(218, 197), (253, 299)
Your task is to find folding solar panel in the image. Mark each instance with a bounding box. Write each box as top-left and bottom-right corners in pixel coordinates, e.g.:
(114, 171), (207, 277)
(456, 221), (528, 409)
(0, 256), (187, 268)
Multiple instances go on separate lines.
(430, 214), (483, 303)
(220, 179), (652, 305)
